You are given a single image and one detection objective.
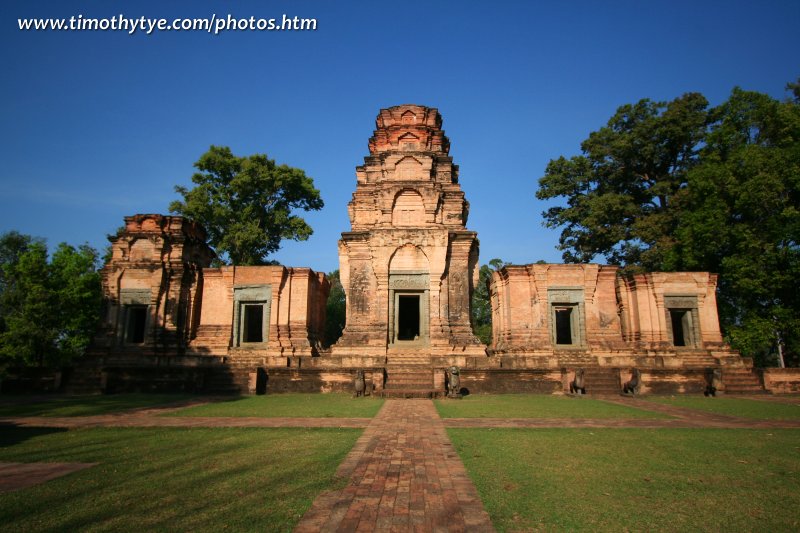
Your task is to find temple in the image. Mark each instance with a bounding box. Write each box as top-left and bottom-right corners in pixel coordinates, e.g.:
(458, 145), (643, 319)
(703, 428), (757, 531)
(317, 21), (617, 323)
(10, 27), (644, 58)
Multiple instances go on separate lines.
(333, 105), (483, 359)
(76, 105), (771, 395)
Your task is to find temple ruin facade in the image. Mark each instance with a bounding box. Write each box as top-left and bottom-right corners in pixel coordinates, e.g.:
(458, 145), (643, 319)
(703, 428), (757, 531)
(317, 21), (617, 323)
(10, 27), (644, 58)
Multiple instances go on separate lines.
(332, 105), (483, 360)
(78, 105), (769, 395)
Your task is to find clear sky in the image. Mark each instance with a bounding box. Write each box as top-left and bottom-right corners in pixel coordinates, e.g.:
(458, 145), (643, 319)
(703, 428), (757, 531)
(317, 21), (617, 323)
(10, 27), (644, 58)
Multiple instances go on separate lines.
(1, 0), (798, 273)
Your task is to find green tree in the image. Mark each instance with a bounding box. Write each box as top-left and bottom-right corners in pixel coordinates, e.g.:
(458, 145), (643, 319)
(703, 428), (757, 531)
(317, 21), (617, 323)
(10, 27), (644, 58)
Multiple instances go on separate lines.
(471, 258), (506, 345)
(537, 93), (709, 269)
(0, 241), (55, 368)
(670, 85), (800, 366)
(536, 81), (800, 366)
(0, 231), (42, 335)
(0, 235), (101, 369)
(50, 243), (103, 360)
(324, 270), (346, 346)
(169, 146), (324, 265)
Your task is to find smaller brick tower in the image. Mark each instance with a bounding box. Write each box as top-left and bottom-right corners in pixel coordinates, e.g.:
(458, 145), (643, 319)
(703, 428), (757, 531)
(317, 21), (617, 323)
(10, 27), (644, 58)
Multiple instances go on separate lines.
(93, 214), (214, 355)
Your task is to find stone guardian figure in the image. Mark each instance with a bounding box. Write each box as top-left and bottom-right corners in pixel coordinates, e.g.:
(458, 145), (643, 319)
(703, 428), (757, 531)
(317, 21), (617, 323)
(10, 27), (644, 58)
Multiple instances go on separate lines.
(704, 368), (722, 397)
(623, 368), (641, 395)
(354, 370), (366, 397)
(570, 368), (586, 395)
(447, 366), (461, 398)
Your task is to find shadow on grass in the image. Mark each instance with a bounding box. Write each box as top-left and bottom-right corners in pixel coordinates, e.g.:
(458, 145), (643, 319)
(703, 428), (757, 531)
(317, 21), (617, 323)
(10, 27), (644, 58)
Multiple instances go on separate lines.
(0, 425), (68, 448)
(0, 393), (197, 418)
(0, 427), (361, 531)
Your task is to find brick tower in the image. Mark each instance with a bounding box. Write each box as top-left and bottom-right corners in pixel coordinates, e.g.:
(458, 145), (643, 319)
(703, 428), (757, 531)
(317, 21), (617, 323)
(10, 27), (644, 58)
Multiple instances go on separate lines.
(333, 105), (484, 362)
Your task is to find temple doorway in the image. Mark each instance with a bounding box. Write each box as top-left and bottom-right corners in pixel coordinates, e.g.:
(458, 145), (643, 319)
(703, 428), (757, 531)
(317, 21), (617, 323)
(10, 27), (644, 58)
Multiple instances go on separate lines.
(397, 294), (421, 341)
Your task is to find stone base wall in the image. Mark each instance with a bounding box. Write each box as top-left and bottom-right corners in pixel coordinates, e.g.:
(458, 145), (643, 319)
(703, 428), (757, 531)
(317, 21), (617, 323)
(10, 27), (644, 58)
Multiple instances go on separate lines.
(762, 368), (800, 394)
(60, 350), (786, 396)
(0, 368), (66, 394)
(635, 369), (709, 395)
(457, 369), (563, 394)
(265, 368), (384, 394)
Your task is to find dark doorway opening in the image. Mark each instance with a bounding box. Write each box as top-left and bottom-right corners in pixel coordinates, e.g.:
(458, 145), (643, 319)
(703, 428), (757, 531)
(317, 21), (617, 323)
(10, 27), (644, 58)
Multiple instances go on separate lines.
(126, 306), (147, 344)
(670, 310), (690, 347)
(397, 295), (420, 341)
(242, 304), (264, 343)
(555, 307), (573, 345)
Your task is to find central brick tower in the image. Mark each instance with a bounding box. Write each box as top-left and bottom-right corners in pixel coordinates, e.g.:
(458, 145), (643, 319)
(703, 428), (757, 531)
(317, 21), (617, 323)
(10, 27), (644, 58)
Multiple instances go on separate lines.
(332, 105), (485, 362)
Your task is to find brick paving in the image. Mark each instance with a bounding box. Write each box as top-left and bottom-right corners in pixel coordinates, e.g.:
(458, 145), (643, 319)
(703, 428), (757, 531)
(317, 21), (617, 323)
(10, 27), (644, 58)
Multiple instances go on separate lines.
(294, 399), (495, 533)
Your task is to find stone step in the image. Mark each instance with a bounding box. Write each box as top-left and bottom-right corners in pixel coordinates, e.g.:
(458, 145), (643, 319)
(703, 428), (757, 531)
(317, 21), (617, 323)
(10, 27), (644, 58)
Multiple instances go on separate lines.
(680, 356), (718, 367)
(721, 369), (764, 394)
(384, 365), (434, 393)
(203, 368), (249, 394)
(385, 377), (434, 386)
(64, 366), (103, 394)
(378, 389), (442, 399)
(386, 373), (433, 381)
(388, 357), (432, 365)
(577, 369), (621, 395)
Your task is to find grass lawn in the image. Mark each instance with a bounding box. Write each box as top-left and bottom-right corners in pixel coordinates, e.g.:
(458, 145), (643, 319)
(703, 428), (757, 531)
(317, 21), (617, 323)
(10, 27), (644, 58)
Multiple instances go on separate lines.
(434, 394), (669, 419)
(646, 396), (800, 420)
(169, 393), (384, 418)
(450, 428), (800, 532)
(0, 426), (360, 531)
(0, 393), (193, 417)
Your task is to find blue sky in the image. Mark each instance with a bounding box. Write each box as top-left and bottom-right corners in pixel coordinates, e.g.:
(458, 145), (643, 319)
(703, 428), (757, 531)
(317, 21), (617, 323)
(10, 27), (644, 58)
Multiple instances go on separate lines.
(1, 0), (798, 273)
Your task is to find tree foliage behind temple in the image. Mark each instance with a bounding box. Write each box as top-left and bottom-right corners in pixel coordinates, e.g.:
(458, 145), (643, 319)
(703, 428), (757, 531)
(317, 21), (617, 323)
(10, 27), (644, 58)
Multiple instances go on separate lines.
(537, 81), (800, 366)
(471, 258), (506, 345)
(0, 232), (102, 371)
(170, 146), (324, 266)
(324, 270), (346, 347)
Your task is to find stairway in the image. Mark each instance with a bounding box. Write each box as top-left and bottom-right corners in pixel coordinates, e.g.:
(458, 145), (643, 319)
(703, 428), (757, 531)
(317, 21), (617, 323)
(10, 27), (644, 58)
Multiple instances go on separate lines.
(381, 365), (439, 398)
(64, 360), (104, 394)
(579, 367), (622, 395)
(722, 368), (765, 394)
(679, 353), (719, 367)
(203, 366), (248, 394)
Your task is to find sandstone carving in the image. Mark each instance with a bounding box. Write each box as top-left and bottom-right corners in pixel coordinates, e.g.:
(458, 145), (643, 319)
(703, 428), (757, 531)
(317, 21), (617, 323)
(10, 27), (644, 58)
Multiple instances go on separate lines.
(705, 368), (723, 397)
(570, 369), (586, 395)
(447, 366), (461, 398)
(354, 370), (366, 397)
(623, 368), (641, 395)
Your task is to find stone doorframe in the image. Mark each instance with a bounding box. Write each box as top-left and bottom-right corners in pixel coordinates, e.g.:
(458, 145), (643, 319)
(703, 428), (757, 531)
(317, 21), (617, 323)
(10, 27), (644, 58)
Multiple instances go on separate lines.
(664, 295), (701, 348)
(232, 284), (272, 347)
(548, 287), (586, 348)
(388, 272), (430, 346)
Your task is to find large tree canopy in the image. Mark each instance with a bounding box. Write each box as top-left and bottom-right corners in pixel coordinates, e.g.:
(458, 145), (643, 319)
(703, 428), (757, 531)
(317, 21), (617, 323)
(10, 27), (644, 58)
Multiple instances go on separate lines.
(170, 146), (324, 265)
(671, 86), (800, 366)
(0, 234), (101, 370)
(537, 81), (800, 366)
(537, 92), (709, 269)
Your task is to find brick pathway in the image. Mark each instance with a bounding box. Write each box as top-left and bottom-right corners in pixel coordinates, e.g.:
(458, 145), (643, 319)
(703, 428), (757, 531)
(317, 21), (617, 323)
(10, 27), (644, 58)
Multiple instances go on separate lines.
(295, 399), (494, 533)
